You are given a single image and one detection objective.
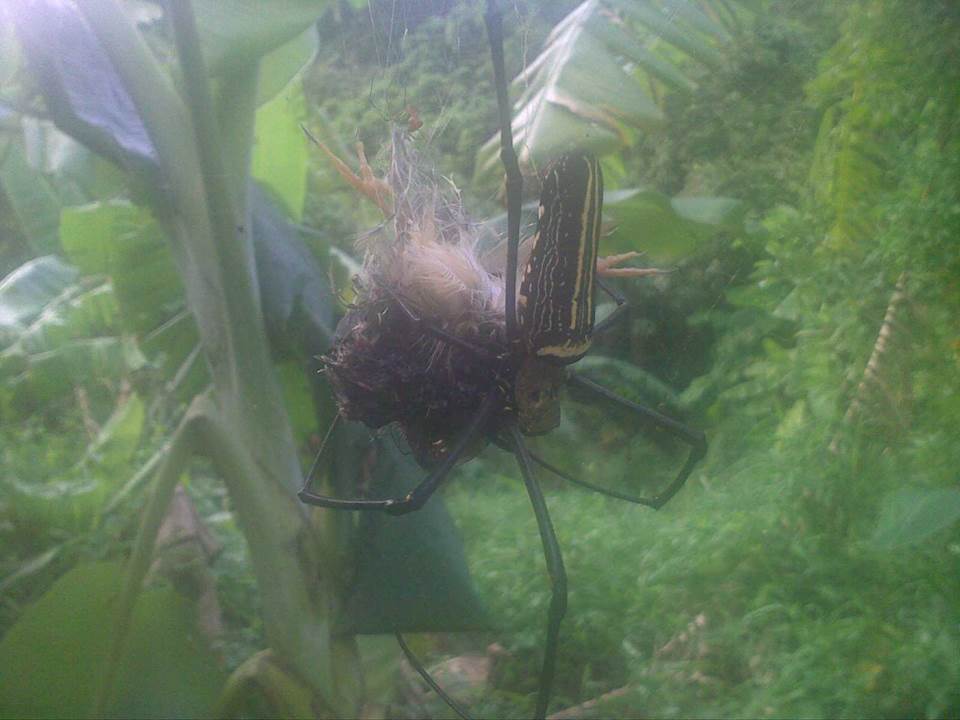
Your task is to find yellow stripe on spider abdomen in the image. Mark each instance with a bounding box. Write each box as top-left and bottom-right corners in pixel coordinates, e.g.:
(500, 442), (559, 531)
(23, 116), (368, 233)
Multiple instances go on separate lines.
(518, 153), (603, 364)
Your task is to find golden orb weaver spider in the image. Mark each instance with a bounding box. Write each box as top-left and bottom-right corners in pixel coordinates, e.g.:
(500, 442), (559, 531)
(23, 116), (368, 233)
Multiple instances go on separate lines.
(299, 3), (706, 718)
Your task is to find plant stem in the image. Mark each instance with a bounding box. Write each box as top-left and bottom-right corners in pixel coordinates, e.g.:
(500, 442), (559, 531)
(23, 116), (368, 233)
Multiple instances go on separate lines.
(216, 62), (261, 210)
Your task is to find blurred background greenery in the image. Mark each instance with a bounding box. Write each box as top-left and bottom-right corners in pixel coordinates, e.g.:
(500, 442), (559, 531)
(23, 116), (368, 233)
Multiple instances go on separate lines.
(1, 0), (958, 717)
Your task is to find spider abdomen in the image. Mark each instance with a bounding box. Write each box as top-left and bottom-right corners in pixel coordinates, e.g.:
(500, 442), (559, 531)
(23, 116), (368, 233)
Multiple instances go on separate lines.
(518, 153), (603, 364)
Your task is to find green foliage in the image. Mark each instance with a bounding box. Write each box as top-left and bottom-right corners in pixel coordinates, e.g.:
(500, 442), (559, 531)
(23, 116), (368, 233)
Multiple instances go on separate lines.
(191, 0), (326, 78)
(0, 142), (63, 258)
(60, 203), (183, 335)
(474, 0), (743, 177)
(307, 1), (513, 189)
(693, 0), (960, 538)
(604, 187), (744, 263)
(0, 562), (224, 718)
(3, 0), (960, 717)
(871, 488), (960, 550)
(446, 450), (960, 717)
(251, 83), (308, 219)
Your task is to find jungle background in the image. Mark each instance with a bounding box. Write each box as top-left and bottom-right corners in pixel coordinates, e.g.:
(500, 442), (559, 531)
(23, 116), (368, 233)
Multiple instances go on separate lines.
(1, 0), (958, 717)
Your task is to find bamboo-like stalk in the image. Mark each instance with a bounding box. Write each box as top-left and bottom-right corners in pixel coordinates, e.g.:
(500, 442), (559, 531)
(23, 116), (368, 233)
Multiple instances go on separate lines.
(829, 272), (910, 454)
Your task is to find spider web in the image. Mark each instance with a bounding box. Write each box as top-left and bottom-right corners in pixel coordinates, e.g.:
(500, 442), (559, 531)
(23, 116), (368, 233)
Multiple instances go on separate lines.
(305, 0), (797, 632)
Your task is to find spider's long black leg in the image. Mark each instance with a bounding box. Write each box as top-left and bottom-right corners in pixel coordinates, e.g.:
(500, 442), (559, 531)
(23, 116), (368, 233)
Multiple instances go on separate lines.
(298, 392), (498, 516)
(566, 373), (707, 509)
(395, 632), (472, 720)
(300, 411), (342, 495)
(485, 0), (523, 345)
(593, 278), (629, 337)
(525, 447), (664, 508)
(509, 423), (566, 720)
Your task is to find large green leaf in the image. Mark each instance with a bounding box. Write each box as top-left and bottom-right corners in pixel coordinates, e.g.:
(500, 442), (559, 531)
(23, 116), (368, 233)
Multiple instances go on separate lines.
(252, 84), (309, 220)
(0, 142), (63, 255)
(15, 283), (118, 357)
(476, 187), (740, 268)
(870, 488), (960, 550)
(573, 355), (684, 414)
(335, 435), (490, 635)
(0, 562), (223, 718)
(603, 187), (742, 262)
(60, 202), (183, 335)
(2, 392), (146, 531)
(83, 393), (146, 478)
(193, 0), (327, 77)
(0, 255), (149, 424)
(255, 27), (319, 106)
(0, 255), (79, 341)
(476, 0), (738, 177)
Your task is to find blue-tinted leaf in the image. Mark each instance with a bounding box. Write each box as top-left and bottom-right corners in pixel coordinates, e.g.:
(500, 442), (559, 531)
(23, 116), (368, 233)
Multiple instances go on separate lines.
(251, 183), (336, 356)
(335, 436), (490, 635)
(11, 1), (158, 182)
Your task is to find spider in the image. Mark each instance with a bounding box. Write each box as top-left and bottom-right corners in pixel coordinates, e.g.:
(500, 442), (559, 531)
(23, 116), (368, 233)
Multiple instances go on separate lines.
(299, 6), (706, 718)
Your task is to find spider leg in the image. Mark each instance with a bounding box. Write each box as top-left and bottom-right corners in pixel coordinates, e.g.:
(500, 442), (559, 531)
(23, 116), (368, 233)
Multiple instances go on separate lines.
(593, 278), (630, 337)
(298, 392), (498, 516)
(508, 423), (567, 720)
(566, 373), (706, 509)
(395, 632), (472, 720)
(484, 0), (523, 346)
(593, 260), (673, 337)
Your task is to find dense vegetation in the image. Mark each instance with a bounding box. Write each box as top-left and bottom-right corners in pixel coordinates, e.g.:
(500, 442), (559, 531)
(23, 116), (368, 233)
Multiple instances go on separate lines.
(1, 1), (958, 718)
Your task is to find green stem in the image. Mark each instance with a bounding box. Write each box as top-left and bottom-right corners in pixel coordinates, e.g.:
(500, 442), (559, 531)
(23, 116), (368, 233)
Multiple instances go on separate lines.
(167, 1), (252, 295)
(216, 650), (315, 719)
(78, 2), (352, 713)
(216, 62), (261, 209)
(191, 397), (342, 712)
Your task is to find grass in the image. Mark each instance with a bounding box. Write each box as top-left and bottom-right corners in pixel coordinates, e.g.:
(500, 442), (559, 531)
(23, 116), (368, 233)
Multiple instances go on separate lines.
(439, 432), (960, 719)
